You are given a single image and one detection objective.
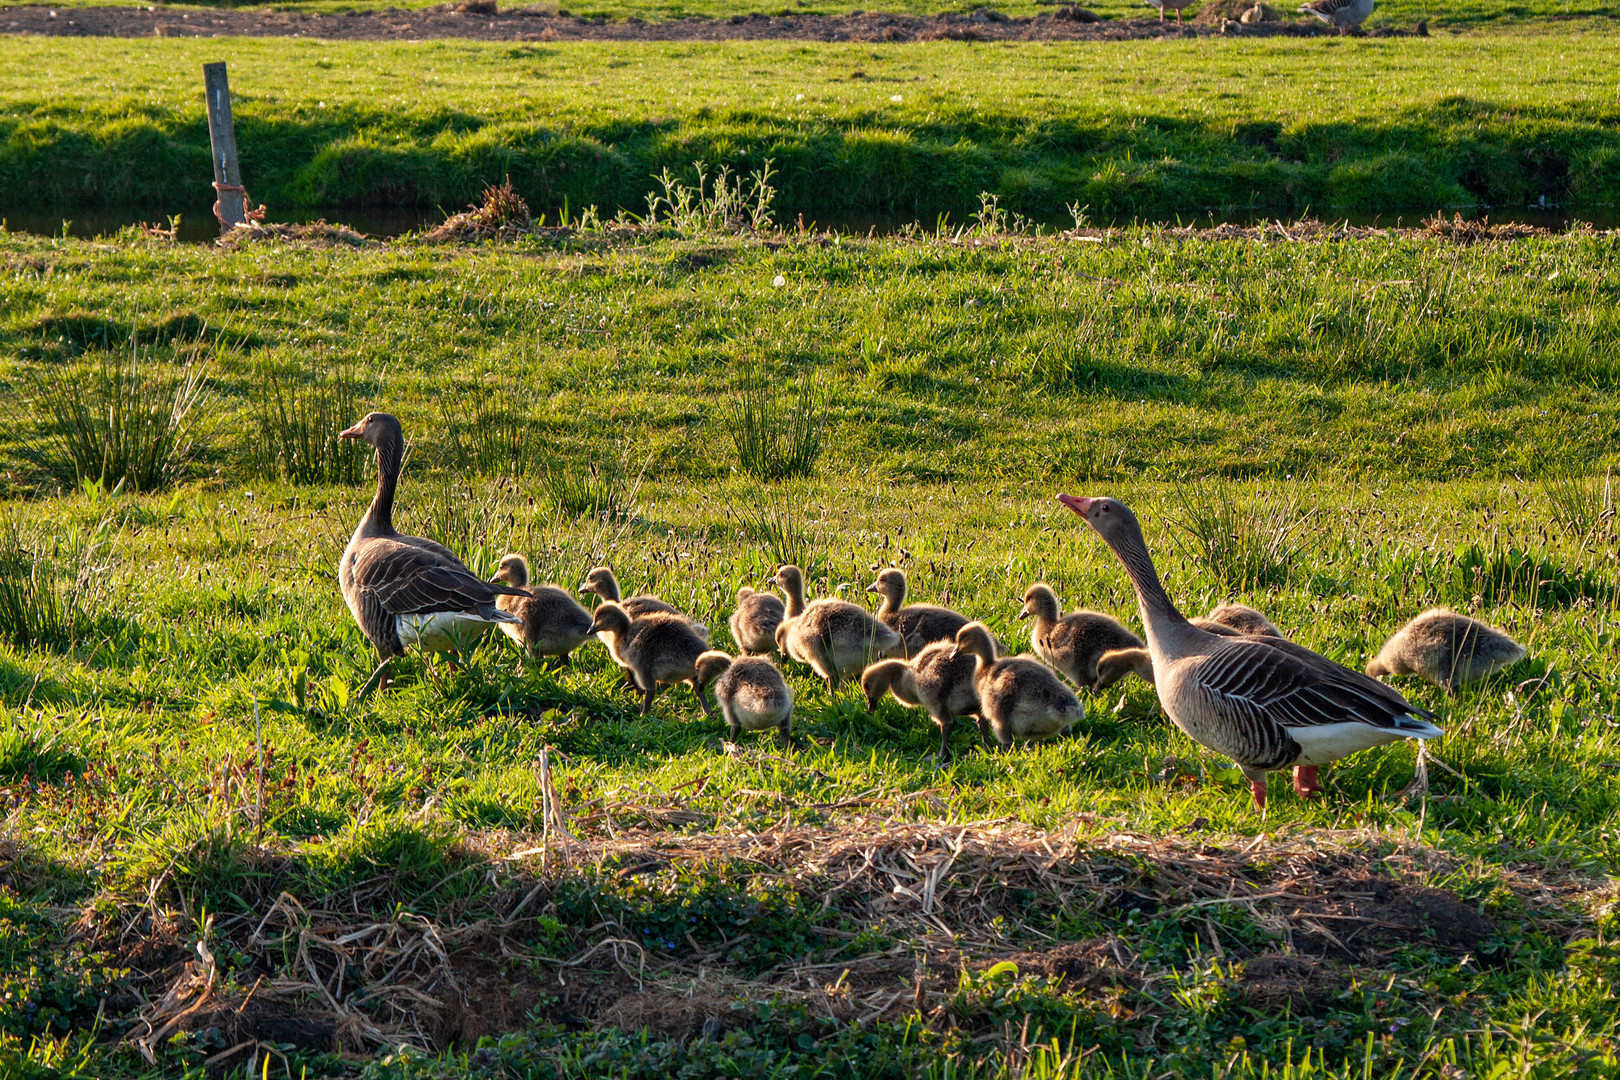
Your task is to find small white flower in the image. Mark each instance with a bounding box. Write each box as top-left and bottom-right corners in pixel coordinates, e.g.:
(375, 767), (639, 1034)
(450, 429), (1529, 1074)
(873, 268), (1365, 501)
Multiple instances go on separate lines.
(772, 275), (787, 288)
(795, 93), (804, 101)
(890, 94), (903, 102)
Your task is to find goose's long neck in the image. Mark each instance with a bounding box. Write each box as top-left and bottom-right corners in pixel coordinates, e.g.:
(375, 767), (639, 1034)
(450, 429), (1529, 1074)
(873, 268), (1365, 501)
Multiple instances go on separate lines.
(1108, 522), (1186, 649)
(359, 435), (402, 538)
(876, 589), (901, 619)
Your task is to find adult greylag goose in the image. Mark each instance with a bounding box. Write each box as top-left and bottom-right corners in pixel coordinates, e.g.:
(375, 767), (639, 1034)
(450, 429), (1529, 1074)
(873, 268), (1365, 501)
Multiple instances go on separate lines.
(579, 566), (710, 639)
(728, 585), (785, 655)
(588, 602), (713, 715)
(697, 651), (795, 743)
(1366, 609), (1526, 693)
(1143, 0), (1196, 22)
(1299, 0), (1373, 32)
(861, 641), (981, 762)
(1105, 603), (1287, 687)
(490, 554), (594, 663)
(866, 568), (970, 657)
(1019, 583), (1144, 690)
(950, 622), (1083, 748)
(1059, 494), (1442, 808)
(771, 564), (901, 691)
(336, 412), (523, 685)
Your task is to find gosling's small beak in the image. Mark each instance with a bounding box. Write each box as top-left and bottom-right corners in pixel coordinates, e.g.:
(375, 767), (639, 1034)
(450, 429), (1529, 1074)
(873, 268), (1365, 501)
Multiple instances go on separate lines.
(947, 645), (962, 660)
(1016, 609), (1030, 621)
(1056, 493), (1095, 516)
(577, 582), (592, 594)
(337, 421), (365, 440)
(864, 583), (879, 593)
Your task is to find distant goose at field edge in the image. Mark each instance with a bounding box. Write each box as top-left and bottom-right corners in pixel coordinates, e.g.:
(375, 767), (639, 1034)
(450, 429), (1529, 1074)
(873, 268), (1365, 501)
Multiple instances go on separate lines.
(1142, 0), (1196, 23)
(1298, 0), (1373, 31)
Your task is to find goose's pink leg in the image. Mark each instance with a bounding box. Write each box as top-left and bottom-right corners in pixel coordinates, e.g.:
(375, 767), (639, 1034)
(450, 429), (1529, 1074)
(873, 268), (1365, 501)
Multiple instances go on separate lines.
(1250, 779), (1267, 809)
(1293, 765), (1322, 798)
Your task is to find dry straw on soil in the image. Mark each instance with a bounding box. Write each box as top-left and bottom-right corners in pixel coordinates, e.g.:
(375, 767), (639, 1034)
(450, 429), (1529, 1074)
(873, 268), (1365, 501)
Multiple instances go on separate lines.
(87, 790), (1597, 1067)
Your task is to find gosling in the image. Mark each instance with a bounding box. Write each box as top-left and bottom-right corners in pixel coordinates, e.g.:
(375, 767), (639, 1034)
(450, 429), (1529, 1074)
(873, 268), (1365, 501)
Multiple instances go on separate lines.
(1019, 583), (1144, 690)
(588, 602), (714, 715)
(579, 565), (710, 639)
(861, 641), (981, 762)
(866, 568), (970, 657)
(1195, 602), (1283, 638)
(952, 622), (1084, 749)
(1103, 603), (1284, 688)
(697, 651), (794, 744)
(729, 585), (785, 655)
(772, 564), (902, 691)
(490, 554), (594, 663)
(1366, 608), (1527, 693)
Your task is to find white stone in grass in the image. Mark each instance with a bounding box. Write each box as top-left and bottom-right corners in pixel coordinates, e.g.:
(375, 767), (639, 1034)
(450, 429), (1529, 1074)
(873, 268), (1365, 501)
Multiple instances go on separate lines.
(772, 275), (787, 288)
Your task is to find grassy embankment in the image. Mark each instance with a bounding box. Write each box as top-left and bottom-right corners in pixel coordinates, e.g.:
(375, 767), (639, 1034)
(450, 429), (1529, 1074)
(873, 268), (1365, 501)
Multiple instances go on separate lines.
(13, 0), (1616, 31)
(0, 221), (1618, 1077)
(3, 32), (1619, 223)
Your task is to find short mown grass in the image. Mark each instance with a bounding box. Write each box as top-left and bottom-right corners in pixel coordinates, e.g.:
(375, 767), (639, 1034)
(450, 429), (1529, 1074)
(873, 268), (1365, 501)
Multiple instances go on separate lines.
(3, 32), (1619, 221)
(0, 225), (1617, 1077)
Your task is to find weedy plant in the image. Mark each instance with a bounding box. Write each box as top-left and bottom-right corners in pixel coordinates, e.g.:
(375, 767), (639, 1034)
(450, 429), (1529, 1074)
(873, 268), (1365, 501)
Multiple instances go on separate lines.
(643, 159), (778, 233)
(728, 375), (823, 482)
(248, 364), (366, 485)
(1170, 480), (1315, 591)
(403, 481), (531, 580)
(35, 340), (212, 492)
(726, 492), (824, 578)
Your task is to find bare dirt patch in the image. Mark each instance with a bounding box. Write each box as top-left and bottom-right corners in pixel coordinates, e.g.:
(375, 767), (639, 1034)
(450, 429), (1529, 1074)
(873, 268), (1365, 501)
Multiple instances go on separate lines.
(1237, 952), (1349, 1014)
(0, 3), (1429, 41)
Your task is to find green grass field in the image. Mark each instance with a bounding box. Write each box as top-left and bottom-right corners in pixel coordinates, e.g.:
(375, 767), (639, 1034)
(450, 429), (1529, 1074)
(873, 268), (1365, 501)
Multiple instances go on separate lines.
(1, 219), (1618, 1078)
(3, 31), (1620, 222)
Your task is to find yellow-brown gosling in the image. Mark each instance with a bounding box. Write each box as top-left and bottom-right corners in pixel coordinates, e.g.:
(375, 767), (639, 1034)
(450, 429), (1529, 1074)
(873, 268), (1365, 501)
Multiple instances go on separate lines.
(866, 568), (970, 657)
(588, 602), (714, 715)
(1019, 583), (1144, 690)
(1366, 608), (1526, 693)
(729, 585), (785, 655)
(861, 641), (981, 762)
(579, 565), (710, 640)
(772, 564), (902, 692)
(490, 554), (594, 663)
(696, 651), (795, 744)
(950, 622), (1084, 749)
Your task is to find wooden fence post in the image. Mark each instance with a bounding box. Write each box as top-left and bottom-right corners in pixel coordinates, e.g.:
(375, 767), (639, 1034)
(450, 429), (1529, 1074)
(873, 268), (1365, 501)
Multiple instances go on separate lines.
(203, 62), (246, 234)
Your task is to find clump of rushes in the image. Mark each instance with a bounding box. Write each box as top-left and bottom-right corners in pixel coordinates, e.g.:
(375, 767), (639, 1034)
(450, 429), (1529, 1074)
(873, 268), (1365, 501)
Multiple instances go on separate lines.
(440, 389), (532, 478)
(37, 341), (211, 492)
(536, 447), (641, 522)
(1544, 467), (1614, 543)
(728, 374), (823, 482)
(423, 180), (533, 241)
(1171, 479), (1315, 591)
(0, 517), (110, 650)
(249, 364), (365, 485)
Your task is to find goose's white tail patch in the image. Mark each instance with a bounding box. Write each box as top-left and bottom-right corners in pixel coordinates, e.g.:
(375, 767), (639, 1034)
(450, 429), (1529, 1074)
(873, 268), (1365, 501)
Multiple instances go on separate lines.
(1288, 719), (1438, 767)
(399, 612), (503, 653)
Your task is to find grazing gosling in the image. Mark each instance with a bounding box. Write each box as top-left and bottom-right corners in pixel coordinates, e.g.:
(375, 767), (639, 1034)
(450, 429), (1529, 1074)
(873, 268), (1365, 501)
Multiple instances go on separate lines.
(588, 602), (714, 715)
(951, 622), (1084, 749)
(697, 651), (794, 744)
(729, 585), (785, 655)
(579, 565), (710, 639)
(490, 554), (594, 662)
(1108, 603), (1285, 687)
(1196, 602), (1283, 638)
(866, 568), (971, 657)
(861, 641), (981, 762)
(1366, 608), (1527, 693)
(1019, 583), (1144, 690)
(772, 564), (902, 691)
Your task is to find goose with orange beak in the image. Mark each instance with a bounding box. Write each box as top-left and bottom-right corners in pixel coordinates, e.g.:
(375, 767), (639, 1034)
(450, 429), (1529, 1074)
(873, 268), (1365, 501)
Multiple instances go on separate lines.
(1057, 493), (1442, 808)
